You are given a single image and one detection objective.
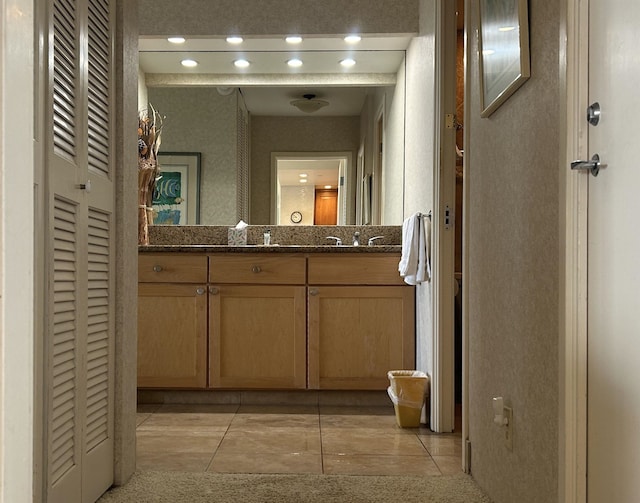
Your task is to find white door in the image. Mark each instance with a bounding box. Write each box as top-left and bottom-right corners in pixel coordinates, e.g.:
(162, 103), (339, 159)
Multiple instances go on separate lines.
(587, 0), (640, 500)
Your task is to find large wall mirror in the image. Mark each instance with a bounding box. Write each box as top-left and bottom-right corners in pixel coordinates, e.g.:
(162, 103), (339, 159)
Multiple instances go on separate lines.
(139, 36), (410, 226)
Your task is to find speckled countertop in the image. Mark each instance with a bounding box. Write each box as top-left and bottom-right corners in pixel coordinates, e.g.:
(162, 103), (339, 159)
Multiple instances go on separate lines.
(140, 225), (403, 254)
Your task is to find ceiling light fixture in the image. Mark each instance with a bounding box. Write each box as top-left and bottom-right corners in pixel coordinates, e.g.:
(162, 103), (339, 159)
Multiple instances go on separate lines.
(290, 94), (329, 114)
(226, 36), (244, 44)
(340, 58), (356, 68)
(287, 58), (303, 68)
(324, 185), (332, 189)
(167, 36), (185, 44)
(299, 173), (308, 178)
(344, 34), (362, 43)
(285, 35), (303, 44)
(233, 59), (250, 68)
(180, 58), (198, 67)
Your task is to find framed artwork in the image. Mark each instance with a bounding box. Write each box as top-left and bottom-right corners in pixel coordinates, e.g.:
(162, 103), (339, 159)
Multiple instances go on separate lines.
(478, 0), (530, 117)
(153, 152), (201, 225)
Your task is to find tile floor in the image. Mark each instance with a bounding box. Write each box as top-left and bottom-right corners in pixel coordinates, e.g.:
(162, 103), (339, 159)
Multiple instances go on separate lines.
(136, 403), (463, 476)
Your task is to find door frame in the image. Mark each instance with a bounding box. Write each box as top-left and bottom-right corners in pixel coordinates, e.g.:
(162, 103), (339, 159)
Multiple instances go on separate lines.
(270, 151), (353, 225)
(431, 0), (457, 436)
(559, 0), (588, 501)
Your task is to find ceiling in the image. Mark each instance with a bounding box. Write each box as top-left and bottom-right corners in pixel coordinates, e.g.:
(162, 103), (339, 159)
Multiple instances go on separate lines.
(139, 35), (412, 116)
(277, 158), (343, 187)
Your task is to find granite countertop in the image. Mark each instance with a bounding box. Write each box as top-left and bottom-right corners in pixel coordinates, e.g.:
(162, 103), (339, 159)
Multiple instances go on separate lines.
(141, 225), (404, 253)
(139, 244), (402, 253)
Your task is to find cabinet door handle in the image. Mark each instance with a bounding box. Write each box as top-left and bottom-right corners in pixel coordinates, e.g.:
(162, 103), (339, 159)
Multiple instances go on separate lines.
(152, 265), (163, 272)
(196, 287), (206, 295)
(209, 287), (219, 295)
(309, 288), (319, 296)
(251, 265), (262, 273)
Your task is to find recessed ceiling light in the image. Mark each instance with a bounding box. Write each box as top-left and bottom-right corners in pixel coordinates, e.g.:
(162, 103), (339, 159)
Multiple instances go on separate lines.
(167, 36), (185, 44)
(299, 173), (308, 178)
(287, 58), (303, 68)
(233, 59), (250, 68)
(285, 35), (303, 44)
(299, 179), (308, 183)
(181, 59), (198, 67)
(340, 58), (356, 68)
(324, 185), (332, 189)
(226, 36), (244, 44)
(344, 35), (362, 44)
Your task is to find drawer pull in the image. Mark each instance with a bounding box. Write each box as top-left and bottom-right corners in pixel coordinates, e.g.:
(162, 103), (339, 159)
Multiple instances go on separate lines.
(152, 265), (163, 272)
(196, 287), (206, 295)
(251, 265), (262, 274)
(209, 287), (219, 295)
(309, 288), (319, 296)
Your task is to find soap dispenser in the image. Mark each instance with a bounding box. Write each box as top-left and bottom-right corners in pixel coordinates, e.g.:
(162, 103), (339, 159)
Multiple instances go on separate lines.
(263, 229), (271, 246)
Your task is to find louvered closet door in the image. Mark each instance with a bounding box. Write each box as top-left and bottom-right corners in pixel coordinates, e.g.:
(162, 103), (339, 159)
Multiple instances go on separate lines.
(45, 0), (115, 501)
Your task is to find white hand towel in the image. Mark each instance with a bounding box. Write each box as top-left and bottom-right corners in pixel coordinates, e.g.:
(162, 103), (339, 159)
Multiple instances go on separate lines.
(399, 212), (431, 285)
(398, 212), (420, 279)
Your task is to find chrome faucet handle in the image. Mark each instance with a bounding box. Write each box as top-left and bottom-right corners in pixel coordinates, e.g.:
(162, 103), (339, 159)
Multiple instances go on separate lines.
(326, 236), (342, 246)
(367, 236), (385, 246)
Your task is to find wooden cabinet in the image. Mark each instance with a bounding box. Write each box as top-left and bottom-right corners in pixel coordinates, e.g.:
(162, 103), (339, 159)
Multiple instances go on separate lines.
(208, 254), (307, 389)
(137, 255), (208, 388)
(137, 251), (415, 391)
(307, 255), (415, 390)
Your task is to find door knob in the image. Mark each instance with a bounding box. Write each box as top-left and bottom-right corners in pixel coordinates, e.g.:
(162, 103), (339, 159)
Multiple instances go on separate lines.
(571, 153), (606, 177)
(587, 102), (601, 126)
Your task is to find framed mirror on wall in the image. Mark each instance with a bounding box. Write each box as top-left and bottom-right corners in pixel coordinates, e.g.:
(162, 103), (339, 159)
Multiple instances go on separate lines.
(478, 0), (530, 117)
(153, 152), (201, 225)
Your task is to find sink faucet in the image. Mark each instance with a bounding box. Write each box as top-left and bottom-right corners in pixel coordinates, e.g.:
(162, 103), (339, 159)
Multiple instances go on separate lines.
(326, 236), (342, 246)
(352, 231), (360, 246)
(367, 236), (385, 246)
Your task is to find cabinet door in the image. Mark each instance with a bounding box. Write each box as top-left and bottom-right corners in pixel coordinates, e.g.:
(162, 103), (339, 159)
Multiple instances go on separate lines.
(308, 286), (415, 390)
(209, 285), (307, 389)
(137, 283), (207, 388)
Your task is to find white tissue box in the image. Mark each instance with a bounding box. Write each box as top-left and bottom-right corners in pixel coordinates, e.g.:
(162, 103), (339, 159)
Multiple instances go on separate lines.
(228, 227), (247, 246)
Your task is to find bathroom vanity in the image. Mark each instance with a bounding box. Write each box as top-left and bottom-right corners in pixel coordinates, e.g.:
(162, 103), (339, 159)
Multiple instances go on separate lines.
(137, 226), (415, 392)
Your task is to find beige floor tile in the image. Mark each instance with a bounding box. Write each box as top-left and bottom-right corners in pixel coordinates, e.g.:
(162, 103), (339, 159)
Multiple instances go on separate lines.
(229, 405), (319, 431)
(134, 403), (462, 476)
(320, 406), (405, 431)
(432, 455), (464, 475)
(322, 429), (428, 456)
(136, 450), (214, 472)
(208, 451), (322, 474)
(139, 404), (238, 430)
(136, 429), (225, 453)
(216, 429), (322, 455)
(417, 435), (463, 456)
(323, 453), (442, 476)
(136, 412), (153, 427)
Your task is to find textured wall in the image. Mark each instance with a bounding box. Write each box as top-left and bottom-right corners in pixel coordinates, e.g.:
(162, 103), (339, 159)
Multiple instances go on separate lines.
(404, 0), (437, 388)
(382, 64), (406, 225)
(466, 0), (560, 501)
(250, 116), (360, 224)
(148, 87), (238, 225)
(138, 0), (419, 36)
(279, 185), (315, 225)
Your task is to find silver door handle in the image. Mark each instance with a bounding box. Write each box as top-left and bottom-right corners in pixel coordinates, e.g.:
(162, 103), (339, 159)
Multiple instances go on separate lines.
(571, 153), (606, 177)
